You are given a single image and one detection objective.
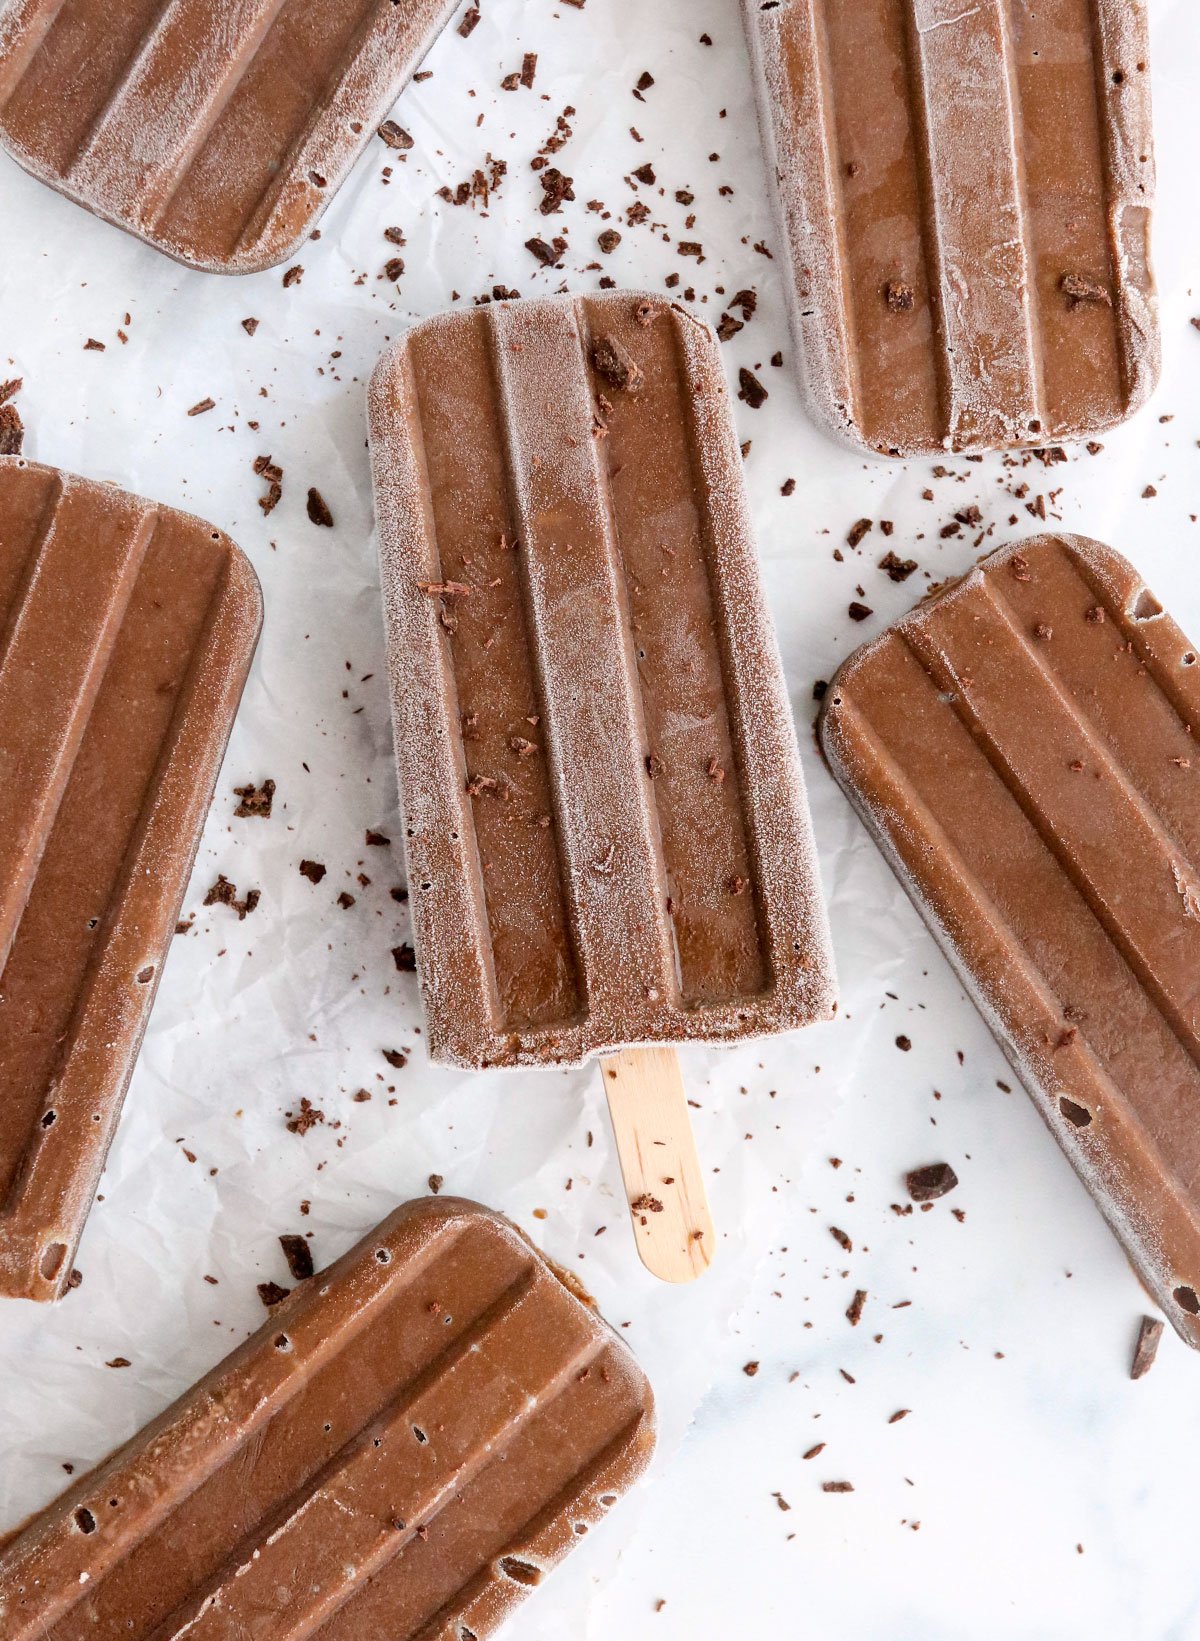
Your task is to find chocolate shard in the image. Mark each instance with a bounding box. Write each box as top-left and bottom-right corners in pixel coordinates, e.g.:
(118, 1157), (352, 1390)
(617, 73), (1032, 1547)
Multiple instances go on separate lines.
(368, 292), (835, 1068)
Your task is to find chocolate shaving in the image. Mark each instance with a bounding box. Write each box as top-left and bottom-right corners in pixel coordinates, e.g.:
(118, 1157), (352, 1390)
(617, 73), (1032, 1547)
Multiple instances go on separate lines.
(905, 1162), (959, 1202)
(1130, 1315), (1164, 1380)
(737, 368), (768, 409)
(592, 334), (644, 393)
(1060, 272), (1112, 307)
(307, 488), (334, 528)
(279, 1235), (314, 1282)
(233, 779), (275, 819)
(378, 121), (414, 151)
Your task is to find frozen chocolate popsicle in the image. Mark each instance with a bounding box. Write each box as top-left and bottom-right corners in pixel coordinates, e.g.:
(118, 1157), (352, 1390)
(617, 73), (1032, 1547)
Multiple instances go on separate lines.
(0, 1197), (656, 1638)
(0, 0), (458, 273)
(369, 292), (835, 1280)
(821, 534), (1200, 1345)
(743, 0), (1159, 456)
(370, 292), (833, 1068)
(0, 457), (261, 1302)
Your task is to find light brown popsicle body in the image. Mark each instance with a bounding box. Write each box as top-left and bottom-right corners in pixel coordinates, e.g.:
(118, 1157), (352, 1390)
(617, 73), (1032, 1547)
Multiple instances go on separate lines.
(821, 535), (1200, 1345)
(0, 1197), (656, 1640)
(0, 458), (261, 1300)
(0, 0), (458, 272)
(743, 0), (1158, 455)
(369, 291), (835, 1068)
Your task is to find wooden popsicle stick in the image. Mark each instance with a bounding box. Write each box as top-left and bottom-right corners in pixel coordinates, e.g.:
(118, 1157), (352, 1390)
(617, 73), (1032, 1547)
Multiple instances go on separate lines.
(599, 1045), (715, 1283)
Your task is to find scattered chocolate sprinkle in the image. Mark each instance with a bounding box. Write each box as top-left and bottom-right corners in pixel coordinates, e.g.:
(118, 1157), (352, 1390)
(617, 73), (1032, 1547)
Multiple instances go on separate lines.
(848, 602), (872, 622)
(1060, 272), (1112, 307)
(257, 1281), (290, 1308)
(822, 1481), (854, 1493)
(879, 550), (917, 582)
(279, 1235), (314, 1282)
(281, 265), (303, 288)
(592, 334), (643, 393)
(743, 1361), (760, 1377)
(241, 317), (259, 335)
(846, 518), (872, 549)
(846, 1289), (867, 1327)
(187, 398), (215, 417)
(0, 403), (23, 455)
(285, 1098), (325, 1137)
(428, 1173), (444, 1194)
(378, 121), (413, 151)
(393, 943), (417, 973)
(906, 1162), (959, 1202)
(233, 779), (275, 819)
(737, 368), (768, 409)
(383, 1049), (408, 1069)
(307, 488), (334, 528)
(597, 229), (622, 254)
(1130, 1315), (1165, 1380)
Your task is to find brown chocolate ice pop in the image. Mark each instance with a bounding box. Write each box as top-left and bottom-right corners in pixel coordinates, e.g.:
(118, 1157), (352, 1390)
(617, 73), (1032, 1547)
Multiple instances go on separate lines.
(369, 293), (835, 1282)
(0, 457), (261, 1302)
(821, 535), (1200, 1345)
(0, 1196), (656, 1637)
(743, 0), (1159, 455)
(0, 0), (458, 273)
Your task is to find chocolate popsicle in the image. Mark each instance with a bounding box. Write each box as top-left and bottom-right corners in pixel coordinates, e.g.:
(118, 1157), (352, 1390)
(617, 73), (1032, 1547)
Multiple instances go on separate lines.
(370, 292), (835, 1280)
(743, 0), (1159, 456)
(0, 0), (458, 273)
(821, 534), (1200, 1345)
(0, 1197), (656, 1638)
(0, 457), (261, 1302)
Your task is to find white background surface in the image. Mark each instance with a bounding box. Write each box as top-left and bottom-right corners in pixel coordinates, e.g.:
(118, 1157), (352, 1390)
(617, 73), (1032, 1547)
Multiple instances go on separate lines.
(1, 2), (1199, 1637)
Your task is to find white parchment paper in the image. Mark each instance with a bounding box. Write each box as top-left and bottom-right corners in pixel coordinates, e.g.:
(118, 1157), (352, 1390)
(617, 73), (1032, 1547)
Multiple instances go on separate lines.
(1, 2), (1199, 1637)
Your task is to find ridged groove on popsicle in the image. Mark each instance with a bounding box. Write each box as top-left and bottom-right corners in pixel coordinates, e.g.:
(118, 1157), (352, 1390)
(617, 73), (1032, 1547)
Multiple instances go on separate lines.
(0, 1201), (655, 1641)
(487, 297), (679, 1027)
(0, 461), (262, 1302)
(0, 470), (155, 976)
(0, 0), (457, 271)
(401, 308), (582, 1039)
(820, 535), (1200, 1343)
(571, 296), (768, 1006)
(743, 0), (1157, 454)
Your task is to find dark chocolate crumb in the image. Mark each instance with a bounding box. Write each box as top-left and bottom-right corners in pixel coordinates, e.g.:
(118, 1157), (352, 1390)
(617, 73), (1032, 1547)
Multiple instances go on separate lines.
(592, 334), (644, 393)
(879, 550), (917, 582)
(1060, 272), (1112, 307)
(1131, 1316), (1165, 1379)
(848, 602), (872, 623)
(257, 1281), (290, 1308)
(187, 398), (215, 417)
(737, 368), (768, 410)
(378, 121), (414, 151)
(885, 281), (915, 312)
(906, 1162), (959, 1202)
(285, 1098), (325, 1137)
(279, 1235), (314, 1282)
(392, 944), (417, 973)
(233, 779), (275, 819)
(307, 488), (334, 528)
(298, 860), (327, 884)
(846, 1289), (867, 1327)
(428, 1173), (444, 1194)
(846, 518), (872, 548)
